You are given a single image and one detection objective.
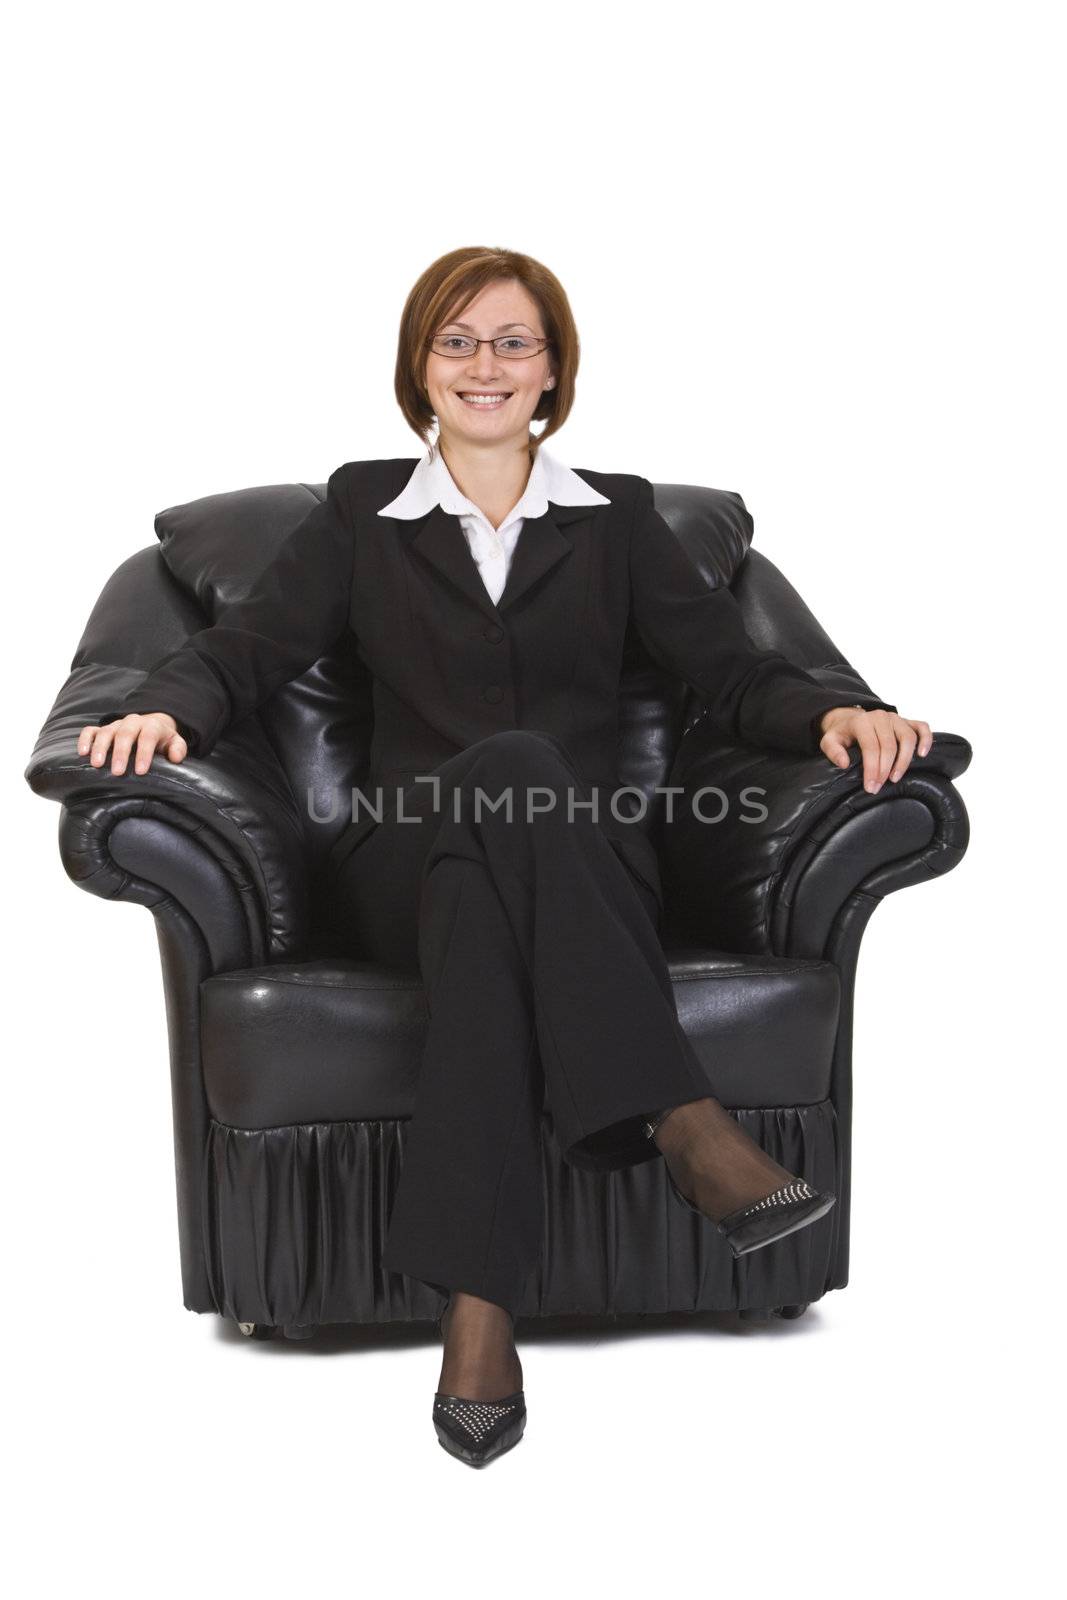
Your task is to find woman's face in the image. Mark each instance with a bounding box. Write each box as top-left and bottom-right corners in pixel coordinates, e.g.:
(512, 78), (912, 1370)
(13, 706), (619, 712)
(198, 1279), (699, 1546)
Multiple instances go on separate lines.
(424, 278), (557, 453)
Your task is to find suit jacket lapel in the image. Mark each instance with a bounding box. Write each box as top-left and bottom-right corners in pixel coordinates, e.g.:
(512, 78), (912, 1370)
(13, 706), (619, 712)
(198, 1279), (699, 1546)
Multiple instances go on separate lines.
(407, 500), (594, 620)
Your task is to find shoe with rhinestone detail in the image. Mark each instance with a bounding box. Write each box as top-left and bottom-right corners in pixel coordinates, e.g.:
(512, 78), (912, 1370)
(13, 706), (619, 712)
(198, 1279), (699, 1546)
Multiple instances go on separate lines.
(432, 1299), (527, 1467)
(432, 1391), (527, 1466)
(644, 1112), (836, 1257)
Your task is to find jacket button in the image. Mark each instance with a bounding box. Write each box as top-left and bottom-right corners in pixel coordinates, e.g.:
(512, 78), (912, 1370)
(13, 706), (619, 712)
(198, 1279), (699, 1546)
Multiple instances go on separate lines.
(483, 684), (503, 704)
(484, 624), (504, 642)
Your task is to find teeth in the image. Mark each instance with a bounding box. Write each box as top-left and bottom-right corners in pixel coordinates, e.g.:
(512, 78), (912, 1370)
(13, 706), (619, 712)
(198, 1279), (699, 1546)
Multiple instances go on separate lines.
(459, 394), (510, 405)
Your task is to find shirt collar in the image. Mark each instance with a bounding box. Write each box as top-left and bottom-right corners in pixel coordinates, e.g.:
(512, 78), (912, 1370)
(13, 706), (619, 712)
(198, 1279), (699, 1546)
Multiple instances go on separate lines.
(377, 441), (611, 523)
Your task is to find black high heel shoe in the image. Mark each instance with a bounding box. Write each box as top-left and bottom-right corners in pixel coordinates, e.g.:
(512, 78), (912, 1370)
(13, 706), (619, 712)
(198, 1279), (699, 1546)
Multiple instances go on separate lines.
(644, 1113), (836, 1257)
(432, 1299), (527, 1468)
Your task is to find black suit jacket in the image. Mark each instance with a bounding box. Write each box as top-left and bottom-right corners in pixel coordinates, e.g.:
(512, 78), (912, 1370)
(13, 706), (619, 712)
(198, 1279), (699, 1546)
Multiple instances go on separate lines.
(98, 458), (897, 899)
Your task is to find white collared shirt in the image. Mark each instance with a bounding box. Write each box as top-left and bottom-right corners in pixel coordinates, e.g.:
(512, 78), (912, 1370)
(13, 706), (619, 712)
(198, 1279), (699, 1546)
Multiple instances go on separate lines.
(377, 441), (611, 605)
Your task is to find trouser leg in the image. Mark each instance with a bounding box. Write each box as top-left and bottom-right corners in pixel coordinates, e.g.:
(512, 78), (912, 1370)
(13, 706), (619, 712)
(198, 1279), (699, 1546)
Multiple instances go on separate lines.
(331, 730), (713, 1312)
(380, 853), (545, 1312)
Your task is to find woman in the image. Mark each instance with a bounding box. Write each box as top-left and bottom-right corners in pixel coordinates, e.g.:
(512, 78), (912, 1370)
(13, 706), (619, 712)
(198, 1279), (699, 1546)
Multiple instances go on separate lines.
(78, 247), (930, 1467)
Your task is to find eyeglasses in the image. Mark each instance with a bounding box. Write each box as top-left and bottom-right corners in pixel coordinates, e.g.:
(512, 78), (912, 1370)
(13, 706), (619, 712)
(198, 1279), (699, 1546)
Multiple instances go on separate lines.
(428, 334), (554, 360)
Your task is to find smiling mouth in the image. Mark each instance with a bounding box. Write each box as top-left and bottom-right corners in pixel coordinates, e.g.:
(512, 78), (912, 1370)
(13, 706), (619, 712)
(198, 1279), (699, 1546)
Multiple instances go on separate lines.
(456, 392), (514, 406)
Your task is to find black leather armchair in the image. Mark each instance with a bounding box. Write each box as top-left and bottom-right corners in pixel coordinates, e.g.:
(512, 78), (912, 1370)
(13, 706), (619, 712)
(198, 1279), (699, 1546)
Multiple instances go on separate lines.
(25, 476), (971, 1336)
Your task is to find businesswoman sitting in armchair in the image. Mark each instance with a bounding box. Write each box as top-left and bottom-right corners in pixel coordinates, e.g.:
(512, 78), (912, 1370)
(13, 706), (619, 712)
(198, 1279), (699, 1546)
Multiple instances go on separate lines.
(78, 246), (930, 1467)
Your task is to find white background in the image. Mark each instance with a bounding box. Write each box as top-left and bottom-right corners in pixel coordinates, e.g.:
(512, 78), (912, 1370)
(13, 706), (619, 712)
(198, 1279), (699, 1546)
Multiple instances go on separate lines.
(7, 1), (1060, 1593)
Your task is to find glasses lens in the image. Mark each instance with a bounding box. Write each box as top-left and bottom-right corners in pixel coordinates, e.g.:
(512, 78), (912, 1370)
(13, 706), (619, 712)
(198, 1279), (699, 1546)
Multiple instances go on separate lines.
(432, 335), (478, 356)
(494, 336), (542, 358)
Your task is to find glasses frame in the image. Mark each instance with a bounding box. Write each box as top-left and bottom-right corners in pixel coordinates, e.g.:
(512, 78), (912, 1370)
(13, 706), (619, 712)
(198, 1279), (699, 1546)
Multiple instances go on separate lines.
(427, 333), (555, 361)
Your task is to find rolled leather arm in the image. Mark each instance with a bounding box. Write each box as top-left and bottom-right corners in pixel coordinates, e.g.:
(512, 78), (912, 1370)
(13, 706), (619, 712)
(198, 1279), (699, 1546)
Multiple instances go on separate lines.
(25, 660), (311, 962)
(658, 723), (972, 958)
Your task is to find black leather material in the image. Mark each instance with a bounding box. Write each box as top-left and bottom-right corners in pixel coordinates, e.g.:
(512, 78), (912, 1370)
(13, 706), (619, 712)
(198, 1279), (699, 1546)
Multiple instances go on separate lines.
(26, 659), (313, 962)
(26, 470), (972, 1323)
(202, 1102), (841, 1323)
(660, 728), (972, 955)
(200, 949), (840, 1130)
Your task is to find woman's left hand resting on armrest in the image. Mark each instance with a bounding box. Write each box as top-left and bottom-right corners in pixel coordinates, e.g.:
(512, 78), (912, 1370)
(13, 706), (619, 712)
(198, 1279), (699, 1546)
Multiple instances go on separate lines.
(818, 707), (932, 794)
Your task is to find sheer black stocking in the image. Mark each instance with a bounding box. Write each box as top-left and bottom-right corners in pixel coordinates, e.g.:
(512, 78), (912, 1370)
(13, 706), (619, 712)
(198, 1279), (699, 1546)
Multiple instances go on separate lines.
(649, 1096), (805, 1221)
(437, 1291), (523, 1402)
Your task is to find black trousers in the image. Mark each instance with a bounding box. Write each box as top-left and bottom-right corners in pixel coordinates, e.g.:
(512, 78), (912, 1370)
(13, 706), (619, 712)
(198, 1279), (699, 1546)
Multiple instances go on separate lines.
(329, 730), (714, 1315)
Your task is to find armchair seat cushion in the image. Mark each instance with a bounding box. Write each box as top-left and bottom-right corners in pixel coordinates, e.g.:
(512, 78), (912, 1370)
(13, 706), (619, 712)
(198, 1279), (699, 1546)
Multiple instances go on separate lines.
(201, 948), (840, 1129)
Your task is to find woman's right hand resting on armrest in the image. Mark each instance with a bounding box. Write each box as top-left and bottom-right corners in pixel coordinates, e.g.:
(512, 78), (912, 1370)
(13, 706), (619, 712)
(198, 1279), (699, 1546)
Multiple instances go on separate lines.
(78, 714), (189, 777)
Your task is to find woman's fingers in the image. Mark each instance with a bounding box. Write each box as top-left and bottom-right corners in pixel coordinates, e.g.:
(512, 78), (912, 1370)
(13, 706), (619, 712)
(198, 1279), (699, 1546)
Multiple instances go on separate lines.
(910, 719), (932, 758)
(857, 713), (932, 788)
(88, 722), (118, 769)
(131, 723), (161, 775)
(104, 718), (141, 775)
(76, 714), (183, 775)
(819, 729), (852, 769)
(161, 730), (189, 764)
(888, 721), (917, 783)
(856, 713), (891, 791)
(822, 709), (931, 792)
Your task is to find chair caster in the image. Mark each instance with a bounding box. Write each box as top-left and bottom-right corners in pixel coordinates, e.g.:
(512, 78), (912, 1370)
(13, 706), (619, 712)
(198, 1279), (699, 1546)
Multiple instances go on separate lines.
(738, 1308), (772, 1323)
(775, 1303), (810, 1320)
(281, 1322), (319, 1340)
(237, 1321), (275, 1340)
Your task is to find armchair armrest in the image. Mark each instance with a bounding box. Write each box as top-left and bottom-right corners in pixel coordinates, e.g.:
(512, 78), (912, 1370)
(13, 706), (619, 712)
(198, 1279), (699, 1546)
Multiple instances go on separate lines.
(25, 659), (311, 964)
(659, 724), (972, 958)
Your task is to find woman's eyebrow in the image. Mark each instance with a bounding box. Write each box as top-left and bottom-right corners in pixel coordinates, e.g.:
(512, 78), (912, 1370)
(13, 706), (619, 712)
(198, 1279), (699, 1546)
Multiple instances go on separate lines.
(443, 321), (536, 333)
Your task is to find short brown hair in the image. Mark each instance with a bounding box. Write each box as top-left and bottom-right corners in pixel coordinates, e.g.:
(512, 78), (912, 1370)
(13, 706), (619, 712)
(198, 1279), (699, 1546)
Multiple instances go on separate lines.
(395, 246), (580, 453)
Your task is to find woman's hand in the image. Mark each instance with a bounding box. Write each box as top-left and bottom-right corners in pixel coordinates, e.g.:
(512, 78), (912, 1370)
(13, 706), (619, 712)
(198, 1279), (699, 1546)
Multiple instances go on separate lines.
(77, 713), (189, 776)
(818, 707), (932, 793)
